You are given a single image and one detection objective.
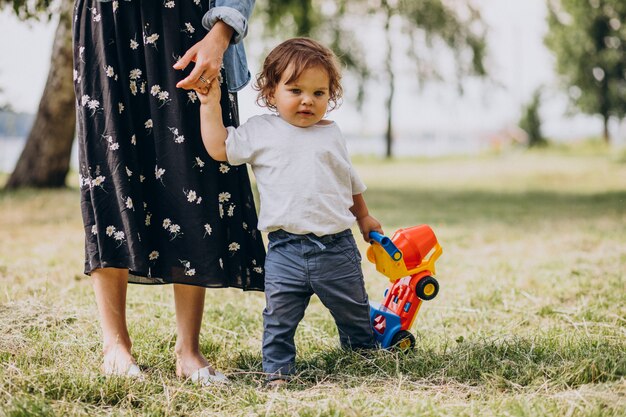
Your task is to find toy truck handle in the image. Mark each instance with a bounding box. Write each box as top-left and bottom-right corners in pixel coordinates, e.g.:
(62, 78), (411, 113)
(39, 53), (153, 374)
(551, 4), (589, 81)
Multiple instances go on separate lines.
(369, 231), (403, 261)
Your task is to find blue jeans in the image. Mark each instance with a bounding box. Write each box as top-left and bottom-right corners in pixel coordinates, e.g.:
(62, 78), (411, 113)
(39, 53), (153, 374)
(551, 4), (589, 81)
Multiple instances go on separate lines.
(262, 229), (376, 379)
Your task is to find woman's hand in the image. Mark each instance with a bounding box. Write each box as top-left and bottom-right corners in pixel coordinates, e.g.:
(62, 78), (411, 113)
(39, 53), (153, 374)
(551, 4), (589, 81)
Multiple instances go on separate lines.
(173, 21), (234, 92)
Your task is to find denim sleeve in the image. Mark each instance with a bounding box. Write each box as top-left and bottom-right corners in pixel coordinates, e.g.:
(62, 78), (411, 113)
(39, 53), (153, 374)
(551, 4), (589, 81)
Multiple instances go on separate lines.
(202, 0), (255, 44)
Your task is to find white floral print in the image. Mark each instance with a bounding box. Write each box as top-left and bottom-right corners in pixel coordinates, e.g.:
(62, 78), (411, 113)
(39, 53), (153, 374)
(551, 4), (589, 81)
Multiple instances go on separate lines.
(103, 134), (119, 151)
(150, 85), (170, 107)
(218, 192), (231, 203)
(168, 223), (182, 240)
(143, 25), (160, 48)
(180, 260), (196, 276)
(169, 127), (184, 143)
(75, 3), (266, 289)
(182, 22), (195, 36)
(91, 8), (101, 22)
(194, 157), (205, 169)
(92, 175), (105, 188)
(130, 68), (142, 80)
(155, 165), (165, 183)
(184, 189), (197, 203)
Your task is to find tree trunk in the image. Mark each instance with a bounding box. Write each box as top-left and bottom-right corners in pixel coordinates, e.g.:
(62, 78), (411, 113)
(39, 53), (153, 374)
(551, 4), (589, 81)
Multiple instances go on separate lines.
(383, 2), (394, 159)
(297, 0), (312, 36)
(6, 0), (75, 189)
(602, 114), (610, 144)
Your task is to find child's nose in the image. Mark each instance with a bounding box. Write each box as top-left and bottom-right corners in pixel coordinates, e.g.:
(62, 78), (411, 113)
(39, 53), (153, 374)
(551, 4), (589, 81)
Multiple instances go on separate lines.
(301, 95), (313, 105)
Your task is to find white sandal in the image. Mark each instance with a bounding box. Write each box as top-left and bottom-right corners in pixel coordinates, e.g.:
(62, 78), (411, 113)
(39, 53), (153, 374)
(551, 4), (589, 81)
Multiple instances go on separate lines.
(103, 363), (144, 380)
(188, 366), (229, 386)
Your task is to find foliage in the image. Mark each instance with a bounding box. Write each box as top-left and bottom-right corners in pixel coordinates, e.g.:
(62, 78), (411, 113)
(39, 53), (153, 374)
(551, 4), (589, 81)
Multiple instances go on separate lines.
(255, 0), (487, 81)
(0, 0), (55, 19)
(254, 0), (487, 158)
(519, 89), (547, 147)
(545, 0), (626, 143)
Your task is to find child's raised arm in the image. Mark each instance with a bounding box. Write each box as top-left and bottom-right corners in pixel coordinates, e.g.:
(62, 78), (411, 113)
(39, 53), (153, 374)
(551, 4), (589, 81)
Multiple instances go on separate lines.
(197, 83), (228, 161)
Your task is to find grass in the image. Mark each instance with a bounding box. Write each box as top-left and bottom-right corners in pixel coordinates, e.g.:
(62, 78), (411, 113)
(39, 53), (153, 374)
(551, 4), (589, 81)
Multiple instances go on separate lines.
(0, 148), (624, 416)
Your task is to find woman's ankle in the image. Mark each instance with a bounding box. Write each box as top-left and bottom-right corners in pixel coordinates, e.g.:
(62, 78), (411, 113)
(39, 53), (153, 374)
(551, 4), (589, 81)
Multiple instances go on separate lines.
(103, 337), (132, 355)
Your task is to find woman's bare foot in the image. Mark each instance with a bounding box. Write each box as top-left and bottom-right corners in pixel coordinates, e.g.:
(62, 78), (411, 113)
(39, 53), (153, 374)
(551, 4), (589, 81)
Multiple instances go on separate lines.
(174, 351), (210, 378)
(175, 349), (228, 384)
(102, 343), (140, 377)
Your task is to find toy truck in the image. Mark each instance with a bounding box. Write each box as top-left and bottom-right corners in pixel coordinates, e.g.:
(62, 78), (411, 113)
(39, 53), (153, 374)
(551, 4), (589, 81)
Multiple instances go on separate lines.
(368, 225), (442, 350)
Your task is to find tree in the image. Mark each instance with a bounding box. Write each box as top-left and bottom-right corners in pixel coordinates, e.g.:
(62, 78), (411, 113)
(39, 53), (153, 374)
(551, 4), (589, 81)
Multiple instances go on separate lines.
(545, 0), (626, 143)
(519, 89), (547, 147)
(255, 0), (487, 158)
(3, 0), (488, 189)
(2, 0), (75, 188)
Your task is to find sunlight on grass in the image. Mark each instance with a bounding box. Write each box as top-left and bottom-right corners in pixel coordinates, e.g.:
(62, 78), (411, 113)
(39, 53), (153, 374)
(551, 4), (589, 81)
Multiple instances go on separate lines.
(0, 151), (624, 416)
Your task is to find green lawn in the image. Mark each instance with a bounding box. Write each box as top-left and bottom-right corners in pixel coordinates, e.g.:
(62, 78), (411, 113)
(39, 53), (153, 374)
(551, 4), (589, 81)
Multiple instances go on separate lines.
(0, 149), (624, 416)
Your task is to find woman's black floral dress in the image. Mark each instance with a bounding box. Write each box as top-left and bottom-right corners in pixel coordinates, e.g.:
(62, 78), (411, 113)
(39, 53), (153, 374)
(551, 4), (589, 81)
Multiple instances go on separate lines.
(73, 0), (265, 290)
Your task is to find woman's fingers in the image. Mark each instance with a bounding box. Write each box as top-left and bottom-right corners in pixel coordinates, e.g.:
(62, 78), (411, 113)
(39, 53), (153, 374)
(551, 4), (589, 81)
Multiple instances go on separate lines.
(176, 62), (219, 90)
(173, 47), (195, 71)
(175, 35), (225, 90)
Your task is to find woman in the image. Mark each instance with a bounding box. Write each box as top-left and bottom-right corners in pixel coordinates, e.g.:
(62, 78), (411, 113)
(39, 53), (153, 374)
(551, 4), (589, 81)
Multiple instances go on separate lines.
(73, 0), (264, 383)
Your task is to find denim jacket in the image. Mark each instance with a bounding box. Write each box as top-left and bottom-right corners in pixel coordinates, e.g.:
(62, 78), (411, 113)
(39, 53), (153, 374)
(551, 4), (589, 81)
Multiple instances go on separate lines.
(96, 0), (253, 92)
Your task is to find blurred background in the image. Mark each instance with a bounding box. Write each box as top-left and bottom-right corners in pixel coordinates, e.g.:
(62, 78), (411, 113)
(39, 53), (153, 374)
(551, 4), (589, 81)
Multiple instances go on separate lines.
(0, 0), (625, 185)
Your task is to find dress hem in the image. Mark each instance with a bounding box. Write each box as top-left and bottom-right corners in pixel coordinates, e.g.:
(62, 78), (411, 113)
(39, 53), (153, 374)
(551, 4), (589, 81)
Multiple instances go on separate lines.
(83, 265), (264, 292)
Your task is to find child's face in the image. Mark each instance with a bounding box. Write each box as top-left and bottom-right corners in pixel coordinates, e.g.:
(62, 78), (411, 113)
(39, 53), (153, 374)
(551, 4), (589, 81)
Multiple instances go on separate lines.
(269, 65), (330, 128)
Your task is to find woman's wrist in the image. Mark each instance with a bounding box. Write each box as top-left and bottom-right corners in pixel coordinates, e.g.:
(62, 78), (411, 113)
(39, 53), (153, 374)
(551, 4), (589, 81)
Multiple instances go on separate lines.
(208, 20), (235, 50)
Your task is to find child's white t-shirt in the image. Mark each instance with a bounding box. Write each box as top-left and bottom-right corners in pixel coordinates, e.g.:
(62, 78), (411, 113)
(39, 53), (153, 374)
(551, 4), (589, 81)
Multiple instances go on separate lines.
(225, 114), (366, 237)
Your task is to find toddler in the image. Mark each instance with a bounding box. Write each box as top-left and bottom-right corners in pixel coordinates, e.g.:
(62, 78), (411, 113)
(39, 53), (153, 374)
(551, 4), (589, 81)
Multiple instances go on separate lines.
(198, 37), (382, 384)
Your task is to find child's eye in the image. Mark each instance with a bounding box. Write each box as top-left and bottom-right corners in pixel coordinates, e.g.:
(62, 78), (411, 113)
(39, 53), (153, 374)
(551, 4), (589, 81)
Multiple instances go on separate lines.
(314, 91), (326, 97)
(290, 89), (301, 94)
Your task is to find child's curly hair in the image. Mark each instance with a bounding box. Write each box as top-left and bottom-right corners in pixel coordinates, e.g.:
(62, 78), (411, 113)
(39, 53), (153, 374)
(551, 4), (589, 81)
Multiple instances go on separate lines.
(255, 37), (343, 111)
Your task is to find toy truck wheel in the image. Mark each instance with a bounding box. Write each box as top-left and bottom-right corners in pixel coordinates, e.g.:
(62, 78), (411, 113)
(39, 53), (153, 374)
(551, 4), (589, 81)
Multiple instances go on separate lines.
(390, 330), (415, 351)
(416, 276), (439, 300)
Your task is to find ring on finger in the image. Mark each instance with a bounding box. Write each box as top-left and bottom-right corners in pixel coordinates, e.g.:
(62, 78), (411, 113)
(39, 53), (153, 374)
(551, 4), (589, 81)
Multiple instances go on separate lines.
(199, 75), (210, 85)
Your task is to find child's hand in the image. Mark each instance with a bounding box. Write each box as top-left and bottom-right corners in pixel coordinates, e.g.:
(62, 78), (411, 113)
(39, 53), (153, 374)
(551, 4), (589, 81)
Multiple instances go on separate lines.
(195, 80), (221, 106)
(356, 215), (383, 243)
